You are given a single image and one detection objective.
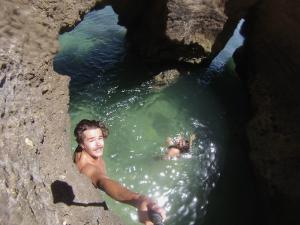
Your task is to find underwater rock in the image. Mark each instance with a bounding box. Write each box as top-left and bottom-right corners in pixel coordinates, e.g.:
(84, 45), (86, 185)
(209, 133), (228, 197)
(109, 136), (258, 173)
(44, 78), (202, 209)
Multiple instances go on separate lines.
(152, 69), (181, 89)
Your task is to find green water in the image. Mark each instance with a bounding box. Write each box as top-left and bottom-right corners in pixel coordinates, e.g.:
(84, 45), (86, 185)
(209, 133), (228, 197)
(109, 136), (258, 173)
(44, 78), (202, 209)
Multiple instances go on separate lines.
(54, 6), (253, 225)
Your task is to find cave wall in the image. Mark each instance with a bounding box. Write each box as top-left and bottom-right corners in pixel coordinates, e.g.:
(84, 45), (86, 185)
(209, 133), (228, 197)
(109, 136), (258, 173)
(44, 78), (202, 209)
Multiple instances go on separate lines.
(0, 0), (122, 224)
(1, 0), (299, 224)
(110, 0), (230, 64)
(234, 0), (300, 224)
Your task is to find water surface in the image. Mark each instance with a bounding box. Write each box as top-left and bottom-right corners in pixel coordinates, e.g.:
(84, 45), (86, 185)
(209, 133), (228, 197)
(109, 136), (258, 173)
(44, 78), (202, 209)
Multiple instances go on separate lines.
(54, 7), (247, 225)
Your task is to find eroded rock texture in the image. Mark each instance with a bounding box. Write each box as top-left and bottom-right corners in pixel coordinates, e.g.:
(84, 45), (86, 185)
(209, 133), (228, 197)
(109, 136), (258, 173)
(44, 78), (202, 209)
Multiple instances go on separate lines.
(110, 0), (230, 63)
(0, 0), (121, 224)
(1, 0), (299, 224)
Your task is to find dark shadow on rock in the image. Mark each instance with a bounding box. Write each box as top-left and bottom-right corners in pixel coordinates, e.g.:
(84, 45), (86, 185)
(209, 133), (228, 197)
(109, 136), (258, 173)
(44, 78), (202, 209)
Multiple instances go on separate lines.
(196, 64), (265, 225)
(51, 180), (108, 210)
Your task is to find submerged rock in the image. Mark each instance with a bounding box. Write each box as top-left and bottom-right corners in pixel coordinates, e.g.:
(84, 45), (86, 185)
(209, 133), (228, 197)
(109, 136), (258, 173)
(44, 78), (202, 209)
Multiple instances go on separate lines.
(152, 69), (181, 89)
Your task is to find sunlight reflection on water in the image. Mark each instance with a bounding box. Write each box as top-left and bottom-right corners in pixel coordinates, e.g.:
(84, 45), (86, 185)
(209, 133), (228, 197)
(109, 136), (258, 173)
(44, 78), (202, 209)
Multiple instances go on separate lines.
(54, 6), (245, 225)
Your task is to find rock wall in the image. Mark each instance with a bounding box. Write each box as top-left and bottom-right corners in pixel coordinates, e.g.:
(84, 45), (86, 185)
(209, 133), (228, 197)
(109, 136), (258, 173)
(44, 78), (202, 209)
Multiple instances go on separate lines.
(110, 0), (229, 64)
(1, 0), (299, 224)
(234, 0), (300, 224)
(0, 0), (122, 224)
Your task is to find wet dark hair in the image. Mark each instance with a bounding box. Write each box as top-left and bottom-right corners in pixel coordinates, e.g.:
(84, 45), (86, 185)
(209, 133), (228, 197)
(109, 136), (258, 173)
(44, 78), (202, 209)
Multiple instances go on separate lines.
(73, 119), (109, 162)
(180, 140), (190, 153)
(74, 119), (109, 144)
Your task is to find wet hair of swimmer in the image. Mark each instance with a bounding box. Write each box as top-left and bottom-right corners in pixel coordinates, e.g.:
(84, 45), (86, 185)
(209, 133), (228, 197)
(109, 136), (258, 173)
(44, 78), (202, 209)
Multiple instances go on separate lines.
(74, 119), (109, 144)
(73, 119), (109, 162)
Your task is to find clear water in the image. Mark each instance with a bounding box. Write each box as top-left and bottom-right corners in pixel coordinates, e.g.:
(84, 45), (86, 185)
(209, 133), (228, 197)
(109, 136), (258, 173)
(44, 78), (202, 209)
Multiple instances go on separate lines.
(54, 6), (247, 225)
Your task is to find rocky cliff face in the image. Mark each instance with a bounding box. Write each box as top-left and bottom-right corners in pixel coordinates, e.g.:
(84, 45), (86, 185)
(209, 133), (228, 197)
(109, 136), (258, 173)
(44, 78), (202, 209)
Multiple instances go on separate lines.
(1, 0), (299, 224)
(0, 0), (121, 224)
(234, 0), (300, 224)
(110, 0), (230, 64)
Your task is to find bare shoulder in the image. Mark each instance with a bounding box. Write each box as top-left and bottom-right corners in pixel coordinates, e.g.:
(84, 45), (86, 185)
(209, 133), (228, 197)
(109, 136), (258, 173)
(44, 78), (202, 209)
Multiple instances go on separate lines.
(75, 152), (107, 177)
(74, 151), (87, 171)
(80, 163), (99, 177)
(78, 160), (109, 188)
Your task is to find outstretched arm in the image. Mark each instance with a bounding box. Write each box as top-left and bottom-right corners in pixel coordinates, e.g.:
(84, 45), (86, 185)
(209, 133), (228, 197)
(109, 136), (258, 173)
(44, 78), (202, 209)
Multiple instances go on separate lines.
(81, 164), (165, 224)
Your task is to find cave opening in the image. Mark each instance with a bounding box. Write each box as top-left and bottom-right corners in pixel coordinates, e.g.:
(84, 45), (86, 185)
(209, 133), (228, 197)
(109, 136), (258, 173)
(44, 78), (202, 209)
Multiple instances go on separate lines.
(53, 5), (259, 225)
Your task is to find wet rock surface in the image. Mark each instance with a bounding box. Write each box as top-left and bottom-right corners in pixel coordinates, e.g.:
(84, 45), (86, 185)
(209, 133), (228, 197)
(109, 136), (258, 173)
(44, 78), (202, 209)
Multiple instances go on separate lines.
(152, 69), (181, 90)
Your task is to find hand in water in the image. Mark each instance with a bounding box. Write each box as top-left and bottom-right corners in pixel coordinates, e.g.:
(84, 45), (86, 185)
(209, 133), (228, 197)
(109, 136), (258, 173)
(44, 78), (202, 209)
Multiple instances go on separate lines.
(137, 196), (166, 225)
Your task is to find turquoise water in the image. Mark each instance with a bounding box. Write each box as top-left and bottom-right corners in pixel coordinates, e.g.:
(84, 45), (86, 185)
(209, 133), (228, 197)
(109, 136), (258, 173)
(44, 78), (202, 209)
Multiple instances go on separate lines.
(54, 7), (249, 225)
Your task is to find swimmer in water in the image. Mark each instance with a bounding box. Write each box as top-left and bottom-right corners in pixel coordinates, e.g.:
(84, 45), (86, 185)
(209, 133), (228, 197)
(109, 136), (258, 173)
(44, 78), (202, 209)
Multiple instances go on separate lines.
(163, 134), (196, 159)
(73, 119), (165, 224)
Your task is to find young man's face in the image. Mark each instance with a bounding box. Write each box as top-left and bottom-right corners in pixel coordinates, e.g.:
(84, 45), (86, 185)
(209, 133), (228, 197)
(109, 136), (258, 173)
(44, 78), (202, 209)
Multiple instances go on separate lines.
(80, 128), (105, 158)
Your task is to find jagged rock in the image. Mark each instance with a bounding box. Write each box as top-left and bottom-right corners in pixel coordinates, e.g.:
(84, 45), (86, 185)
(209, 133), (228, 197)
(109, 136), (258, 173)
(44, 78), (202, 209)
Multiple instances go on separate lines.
(1, 0), (300, 224)
(110, 0), (228, 64)
(233, 1), (300, 224)
(152, 69), (181, 89)
(0, 0), (122, 224)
